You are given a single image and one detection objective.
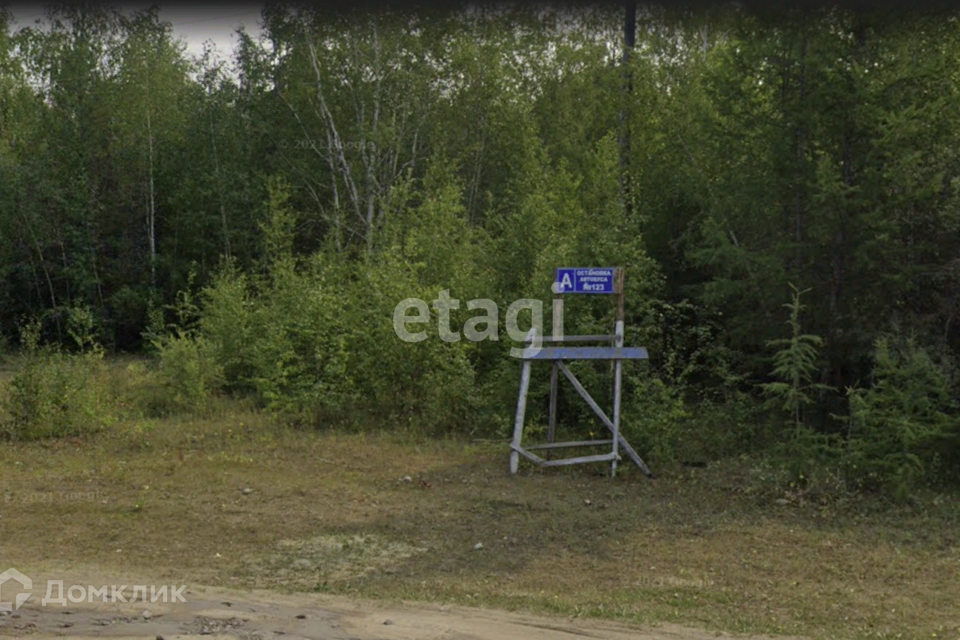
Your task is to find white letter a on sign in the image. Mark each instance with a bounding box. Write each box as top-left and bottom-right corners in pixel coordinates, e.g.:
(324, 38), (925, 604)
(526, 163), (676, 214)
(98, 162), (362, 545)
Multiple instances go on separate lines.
(560, 273), (573, 291)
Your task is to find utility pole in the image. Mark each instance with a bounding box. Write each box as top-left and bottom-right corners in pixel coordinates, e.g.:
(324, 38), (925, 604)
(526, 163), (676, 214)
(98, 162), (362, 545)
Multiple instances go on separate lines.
(619, 0), (637, 220)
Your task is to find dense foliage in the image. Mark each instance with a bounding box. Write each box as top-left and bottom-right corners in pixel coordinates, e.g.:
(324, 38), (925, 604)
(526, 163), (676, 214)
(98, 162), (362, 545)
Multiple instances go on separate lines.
(2, 3), (958, 496)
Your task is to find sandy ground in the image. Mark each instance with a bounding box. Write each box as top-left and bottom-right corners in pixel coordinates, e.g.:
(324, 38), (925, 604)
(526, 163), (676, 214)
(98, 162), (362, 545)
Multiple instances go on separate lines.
(0, 571), (798, 640)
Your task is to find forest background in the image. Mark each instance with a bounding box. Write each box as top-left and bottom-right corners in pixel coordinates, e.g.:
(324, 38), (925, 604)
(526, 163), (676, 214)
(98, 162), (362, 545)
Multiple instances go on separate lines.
(1, 1), (959, 499)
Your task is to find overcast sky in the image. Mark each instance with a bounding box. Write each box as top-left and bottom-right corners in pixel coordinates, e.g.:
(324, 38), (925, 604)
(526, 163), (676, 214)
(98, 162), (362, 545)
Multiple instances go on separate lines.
(6, 4), (265, 61)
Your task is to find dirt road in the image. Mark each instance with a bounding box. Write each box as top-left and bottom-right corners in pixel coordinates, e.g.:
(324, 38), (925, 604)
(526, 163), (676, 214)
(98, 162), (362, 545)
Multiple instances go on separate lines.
(0, 571), (793, 640)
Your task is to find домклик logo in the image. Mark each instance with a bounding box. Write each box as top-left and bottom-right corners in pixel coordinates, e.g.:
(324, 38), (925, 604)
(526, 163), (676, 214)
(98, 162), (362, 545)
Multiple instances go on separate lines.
(0, 568), (32, 612)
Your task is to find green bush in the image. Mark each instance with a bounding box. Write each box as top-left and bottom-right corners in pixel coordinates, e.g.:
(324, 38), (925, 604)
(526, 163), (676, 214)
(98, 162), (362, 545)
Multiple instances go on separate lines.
(680, 391), (770, 461)
(198, 253), (358, 427)
(633, 298), (765, 462)
(620, 373), (689, 466)
(153, 332), (224, 415)
(143, 272), (225, 416)
(335, 251), (485, 435)
(197, 265), (256, 391)
(842, 335), (958, 498)
(193, 175), (492, 433)
(1, 318), (111, 441)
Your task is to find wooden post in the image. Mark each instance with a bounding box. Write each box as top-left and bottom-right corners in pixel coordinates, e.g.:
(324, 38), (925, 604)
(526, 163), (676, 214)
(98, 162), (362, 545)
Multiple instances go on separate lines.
(612, 319), (624, 478)
(611, 269), (625, 420)
(510, 329), (537, 474)
(548, 292), (562, 451)
(616, 267), (625, 323)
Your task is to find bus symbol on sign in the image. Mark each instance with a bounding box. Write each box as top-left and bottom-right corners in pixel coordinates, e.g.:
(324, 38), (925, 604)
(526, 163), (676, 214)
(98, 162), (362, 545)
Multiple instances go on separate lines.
(554, 268), (616, 294)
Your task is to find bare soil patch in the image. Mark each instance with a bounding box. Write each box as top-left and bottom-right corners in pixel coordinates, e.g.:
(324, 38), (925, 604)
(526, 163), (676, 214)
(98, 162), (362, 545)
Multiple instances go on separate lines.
(0, 568), (803, 640)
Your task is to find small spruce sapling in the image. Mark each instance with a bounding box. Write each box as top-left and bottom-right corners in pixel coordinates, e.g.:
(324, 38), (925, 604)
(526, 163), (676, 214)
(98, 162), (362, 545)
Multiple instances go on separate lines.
(760, 285), (835, 482)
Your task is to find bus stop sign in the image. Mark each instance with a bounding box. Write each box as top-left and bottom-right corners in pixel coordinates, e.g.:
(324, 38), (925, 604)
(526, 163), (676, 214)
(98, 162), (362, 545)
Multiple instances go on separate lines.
(554, 268), (616, 294)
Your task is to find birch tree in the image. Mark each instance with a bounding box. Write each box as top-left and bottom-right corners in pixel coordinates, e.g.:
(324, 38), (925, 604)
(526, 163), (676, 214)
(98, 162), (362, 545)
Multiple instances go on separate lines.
(252, 4), (434, 254)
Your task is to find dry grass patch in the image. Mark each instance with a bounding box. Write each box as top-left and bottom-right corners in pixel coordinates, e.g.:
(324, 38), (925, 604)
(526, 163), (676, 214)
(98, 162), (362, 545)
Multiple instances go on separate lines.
(247, 534), (429, 588)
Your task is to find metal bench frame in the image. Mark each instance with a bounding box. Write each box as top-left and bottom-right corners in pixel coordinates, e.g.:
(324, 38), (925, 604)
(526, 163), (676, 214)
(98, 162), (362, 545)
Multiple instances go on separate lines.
(509, 268), (653, 478)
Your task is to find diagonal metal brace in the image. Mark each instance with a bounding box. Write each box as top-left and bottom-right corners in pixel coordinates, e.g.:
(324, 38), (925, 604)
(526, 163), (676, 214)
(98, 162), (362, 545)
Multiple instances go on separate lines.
(556, 361), (653, 477)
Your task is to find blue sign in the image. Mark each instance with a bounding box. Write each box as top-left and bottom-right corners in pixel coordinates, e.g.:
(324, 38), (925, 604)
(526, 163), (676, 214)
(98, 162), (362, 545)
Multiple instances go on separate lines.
(555, 268), (616, 294)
